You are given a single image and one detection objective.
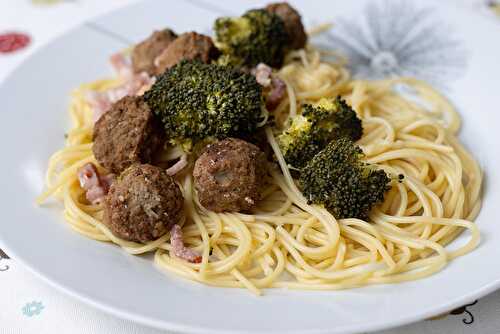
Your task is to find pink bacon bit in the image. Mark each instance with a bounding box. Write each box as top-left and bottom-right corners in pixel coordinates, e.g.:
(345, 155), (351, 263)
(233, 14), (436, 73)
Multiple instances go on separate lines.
(251, 63), (286, 111)
(87, 55), (155, 122)
(252, 63), (273, 87)
(109, 52), (133, 78)
(99, 173), (116, 191)
(266, 77), (286, 111)
(77, 163), (115, 205)
(170, 224), (202, 263)
(86, 91), (113, 122)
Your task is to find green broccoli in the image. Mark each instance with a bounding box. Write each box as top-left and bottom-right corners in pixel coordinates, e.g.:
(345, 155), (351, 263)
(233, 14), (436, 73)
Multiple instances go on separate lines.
(278, 97), (363, 169)
(299, 137), (391, 220)
(213, 9), (289, 68)
(143, 60), (263, 148)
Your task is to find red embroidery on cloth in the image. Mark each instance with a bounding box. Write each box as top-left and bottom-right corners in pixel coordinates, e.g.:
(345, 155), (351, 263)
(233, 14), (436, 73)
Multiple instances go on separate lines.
(0, 32), (31, 53)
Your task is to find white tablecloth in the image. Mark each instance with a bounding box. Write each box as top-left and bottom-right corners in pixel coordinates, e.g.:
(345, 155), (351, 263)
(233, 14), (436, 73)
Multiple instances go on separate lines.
(1, 0), (499, 333)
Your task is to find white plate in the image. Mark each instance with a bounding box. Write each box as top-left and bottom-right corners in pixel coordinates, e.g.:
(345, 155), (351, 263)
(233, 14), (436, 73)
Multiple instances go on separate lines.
(1, 0), (500, 333)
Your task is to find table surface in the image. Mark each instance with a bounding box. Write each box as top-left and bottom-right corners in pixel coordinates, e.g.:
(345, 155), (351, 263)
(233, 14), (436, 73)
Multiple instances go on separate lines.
(1, 0), (499, 333)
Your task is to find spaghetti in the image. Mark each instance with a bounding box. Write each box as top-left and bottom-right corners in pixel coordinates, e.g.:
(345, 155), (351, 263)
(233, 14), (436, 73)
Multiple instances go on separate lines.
(37, 46), (482, 295)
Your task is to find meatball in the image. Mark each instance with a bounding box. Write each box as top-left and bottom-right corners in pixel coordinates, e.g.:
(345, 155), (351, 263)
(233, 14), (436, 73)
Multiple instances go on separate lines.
(193, 138), (267, 213)
(104, 164), (184, 242)
(131, 28), (178, 75)
(92, 96), (164, 174)
(266, 2), (307, 50)
(154, 32), (219, 75)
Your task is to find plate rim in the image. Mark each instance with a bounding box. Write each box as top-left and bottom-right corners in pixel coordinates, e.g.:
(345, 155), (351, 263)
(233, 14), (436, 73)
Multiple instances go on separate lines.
(5, 240), (500, 334)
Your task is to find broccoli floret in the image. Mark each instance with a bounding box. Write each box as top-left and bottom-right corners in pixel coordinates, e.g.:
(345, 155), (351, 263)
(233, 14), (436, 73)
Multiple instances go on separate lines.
(299, 137), (391, 220)
(143, 60), (264, 147)
(278, 97), (363, 169)
(214, 9), (289, 68)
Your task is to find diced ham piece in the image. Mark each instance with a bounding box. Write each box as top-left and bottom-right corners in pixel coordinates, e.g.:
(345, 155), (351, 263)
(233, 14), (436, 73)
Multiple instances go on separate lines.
(135, 73), (156, 96)
(252, 63), (273, 87)
(87, 54), (156, 122)
(109, 52), (133, 78)
(77, 163), (115, 205)
(266, 77), (286, 111)
(86, 91), (113, 123)
(99, 173), (116, 191)
(170, 224), (202, 263)
(166, 154), (188, 176)
(251, 63), (287, 111)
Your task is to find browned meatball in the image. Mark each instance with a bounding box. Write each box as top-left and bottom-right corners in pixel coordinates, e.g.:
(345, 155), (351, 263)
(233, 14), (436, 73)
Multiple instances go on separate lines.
(92, 96), (164, 174)
(104, 164), (184, 242)
(154, 32), (219, 75)
(266, 2), (307, 50)
(131, 29), (178, 75)
(193, 138), (267, 213)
